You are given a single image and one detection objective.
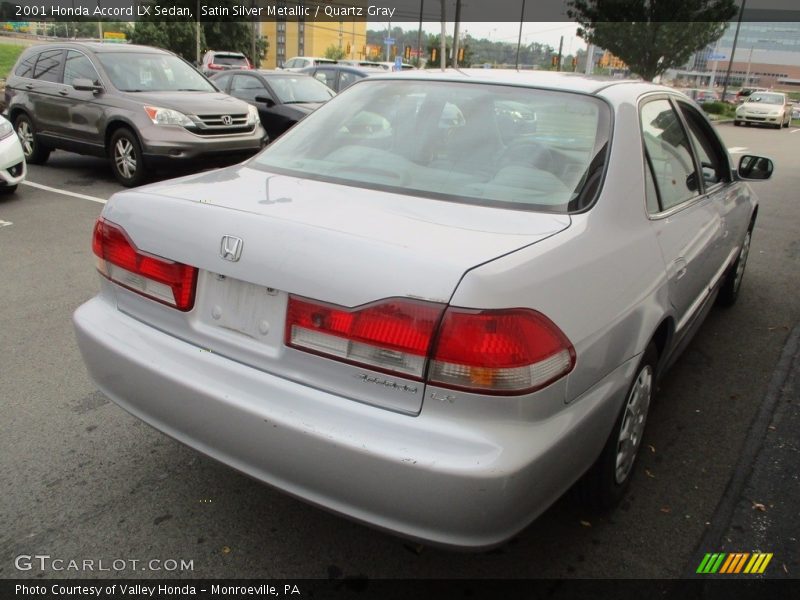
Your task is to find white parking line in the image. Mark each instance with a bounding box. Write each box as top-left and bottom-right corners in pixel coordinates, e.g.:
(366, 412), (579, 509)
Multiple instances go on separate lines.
(21, 180), (107, 204)
(727, 147), (748, 154)
(0, 220), (12, 227)
(791, 129), (800, 134)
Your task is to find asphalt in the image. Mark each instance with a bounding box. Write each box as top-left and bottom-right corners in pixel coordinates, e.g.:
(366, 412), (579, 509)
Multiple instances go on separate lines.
(685, 323), (800, 578)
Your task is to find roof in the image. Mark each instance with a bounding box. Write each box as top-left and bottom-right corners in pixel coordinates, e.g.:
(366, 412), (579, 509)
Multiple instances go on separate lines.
(370, 68), (646, 96)
(24, 41), (171, 54)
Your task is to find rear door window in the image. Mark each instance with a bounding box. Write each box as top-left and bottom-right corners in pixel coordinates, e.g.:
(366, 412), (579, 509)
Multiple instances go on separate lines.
(33, 49), (65, 83)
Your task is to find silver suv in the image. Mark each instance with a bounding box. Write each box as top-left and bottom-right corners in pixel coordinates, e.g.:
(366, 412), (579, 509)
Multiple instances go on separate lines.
(4, 42), (267, 186)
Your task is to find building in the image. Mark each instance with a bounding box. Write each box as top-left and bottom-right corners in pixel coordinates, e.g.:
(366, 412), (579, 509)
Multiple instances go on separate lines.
(259, 10), (367, 68)
(671, 21), (800, 91)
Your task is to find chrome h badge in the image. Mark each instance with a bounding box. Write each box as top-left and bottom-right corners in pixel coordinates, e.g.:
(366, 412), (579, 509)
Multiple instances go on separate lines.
(220, 235), (243, 262)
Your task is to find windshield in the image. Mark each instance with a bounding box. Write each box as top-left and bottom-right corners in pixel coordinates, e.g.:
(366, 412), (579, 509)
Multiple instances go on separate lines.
(251, 80), (610, 213)
(97, 52), (214, 92)
(747, 93), (784, 105)
(266, 75), (335, 103)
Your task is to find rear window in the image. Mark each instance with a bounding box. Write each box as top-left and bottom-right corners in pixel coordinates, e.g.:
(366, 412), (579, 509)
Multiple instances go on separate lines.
(212, 54), (248, 66)
(251, 80), (611, 213)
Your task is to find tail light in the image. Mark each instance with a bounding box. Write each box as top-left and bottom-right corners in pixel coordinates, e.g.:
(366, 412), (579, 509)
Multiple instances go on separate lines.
(285, 296), (575, 395)
(92, 218), (197, 311)
(207, 63), (223, 70)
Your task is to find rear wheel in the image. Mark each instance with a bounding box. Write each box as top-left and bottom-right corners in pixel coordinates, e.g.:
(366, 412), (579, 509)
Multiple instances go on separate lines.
(14, 114), (51, 164)
(734, 120), (741, 127)
(718, 228), (752, 306)
(109, 128), (147, 187)
(579, 343), (658, 510)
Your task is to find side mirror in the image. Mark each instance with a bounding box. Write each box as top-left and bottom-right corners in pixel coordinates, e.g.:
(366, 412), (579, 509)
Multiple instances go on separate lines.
(72, 78), (103, 93)
(255, 95), (275, 107)
(737, 155), (773, 181)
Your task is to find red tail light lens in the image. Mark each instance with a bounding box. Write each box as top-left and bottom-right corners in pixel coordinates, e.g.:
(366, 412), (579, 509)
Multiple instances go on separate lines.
(285, 296), (444, 378)
(285, 296), (575, 394)
(429, 308), (575, 394)
(92, 218), (197, 311)
(207, 63), (223, 70)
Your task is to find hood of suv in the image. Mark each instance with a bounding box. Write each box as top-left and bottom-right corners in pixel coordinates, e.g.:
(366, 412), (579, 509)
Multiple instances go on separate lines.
(122, 91), (251, 116)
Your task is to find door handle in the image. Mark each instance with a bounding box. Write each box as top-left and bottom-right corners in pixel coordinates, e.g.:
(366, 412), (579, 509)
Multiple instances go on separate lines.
(674, 258), (688, 281)
(25, 83), (33, 90)
(58, 89), (69, 96)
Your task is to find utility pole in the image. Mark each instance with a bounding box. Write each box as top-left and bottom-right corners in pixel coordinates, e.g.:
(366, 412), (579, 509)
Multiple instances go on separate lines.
(515, 0), (526, 69)
(556, 35), (563, 71)
(722, 0), (746, 102)
(416, 0), (424, 67)
(195, 1), (201, 65)
(251, 0), (258, 68)
(452, 0), (462, 68)
(439, 0), (446, 70)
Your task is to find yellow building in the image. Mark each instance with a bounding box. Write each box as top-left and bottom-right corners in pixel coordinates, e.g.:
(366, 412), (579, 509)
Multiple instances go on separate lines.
(260, 16), (367, 68)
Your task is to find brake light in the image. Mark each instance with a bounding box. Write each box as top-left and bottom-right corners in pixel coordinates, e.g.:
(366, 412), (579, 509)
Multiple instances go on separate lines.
(286, 297), (443, 378)
(207, 63), (223, 70)
(92, 218), (197, 311)
(285, 296), (575, 394)
(429, 308), (575, 393)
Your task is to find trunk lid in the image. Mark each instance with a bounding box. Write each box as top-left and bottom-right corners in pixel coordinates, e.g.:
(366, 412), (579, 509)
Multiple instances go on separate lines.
(101, 164), (570, 413)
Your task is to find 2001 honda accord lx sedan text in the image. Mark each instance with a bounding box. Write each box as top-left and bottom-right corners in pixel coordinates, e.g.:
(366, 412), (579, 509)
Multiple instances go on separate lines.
(73, 70), (773, 549)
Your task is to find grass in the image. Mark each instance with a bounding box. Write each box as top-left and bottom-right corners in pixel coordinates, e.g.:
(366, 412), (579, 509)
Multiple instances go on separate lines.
(0, 43), (24, 80)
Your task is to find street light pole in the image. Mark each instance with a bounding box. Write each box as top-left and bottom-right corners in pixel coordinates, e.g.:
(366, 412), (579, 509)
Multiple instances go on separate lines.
(722, 0), (746, 102)
(515, 0), (526, 70)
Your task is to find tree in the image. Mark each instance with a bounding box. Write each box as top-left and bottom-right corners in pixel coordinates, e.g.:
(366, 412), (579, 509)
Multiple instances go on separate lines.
(567, 0), (737, 81)
(203, 21), (268, 67)
(131, 21), (200, 61)
(324, 44), (346, 60)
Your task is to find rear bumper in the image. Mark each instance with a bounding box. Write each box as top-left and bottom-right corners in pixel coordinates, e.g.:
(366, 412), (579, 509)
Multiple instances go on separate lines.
(73, 296), (636, 549)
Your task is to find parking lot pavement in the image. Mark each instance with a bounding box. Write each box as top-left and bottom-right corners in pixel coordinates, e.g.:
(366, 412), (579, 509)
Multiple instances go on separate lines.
(1, 127), (798, 580)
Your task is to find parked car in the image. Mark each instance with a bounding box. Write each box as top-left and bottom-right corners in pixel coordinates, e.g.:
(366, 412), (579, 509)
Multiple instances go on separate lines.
(299, 64), (384, 92)
(735, 87), (769, 103)
(376, 61), (416, 71)
(338, 60), (384, 68)
(200, 50), (252, 76)
(0, 114), (26, 194)
(210, 70), (334, 140)
(281, 56), (337, 71)
(734, 91), (792, 128)
(678, 88), (720, 103)
(74, 70), (773, 549)
(4, 42), (266, 186)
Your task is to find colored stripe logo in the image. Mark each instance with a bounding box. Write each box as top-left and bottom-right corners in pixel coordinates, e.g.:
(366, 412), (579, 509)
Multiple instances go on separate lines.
(696, 553), (773, 574)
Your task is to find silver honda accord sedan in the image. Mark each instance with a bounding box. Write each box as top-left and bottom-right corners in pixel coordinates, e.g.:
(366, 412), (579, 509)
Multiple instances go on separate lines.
(73, 70), (773, 549)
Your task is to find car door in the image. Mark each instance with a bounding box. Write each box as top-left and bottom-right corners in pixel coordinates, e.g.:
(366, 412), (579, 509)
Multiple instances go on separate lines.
(674, 99), (748, 280)
(55, 50), (106, 151)
(640, 97), (724, 337)
(229, 74), (281, 138)
(28, 48), (67, 139)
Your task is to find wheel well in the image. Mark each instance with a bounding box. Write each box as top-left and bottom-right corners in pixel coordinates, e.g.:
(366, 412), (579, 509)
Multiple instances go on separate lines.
(651, 318), (673, 369)
(8, 107), (28, 124)
(104, 121), (137, 152)
(750, 207), (758, 229)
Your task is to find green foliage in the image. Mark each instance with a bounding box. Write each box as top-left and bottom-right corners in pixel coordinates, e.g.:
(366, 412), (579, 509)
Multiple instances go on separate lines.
(324, 44), (347, 61)
(567, 0), (737, 80)
(702, 101), (728, 115)
(0, 43), (24, 79)
(131, 21), (201, 62)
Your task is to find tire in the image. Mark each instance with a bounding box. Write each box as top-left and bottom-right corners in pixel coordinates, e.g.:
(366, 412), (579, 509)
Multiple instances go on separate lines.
(109, 128), (148, 187)
(718, 228), (752, 307)
(14, 114), (51, 164)
(0, 185), (17, 194)
(578, 343), (658, 511)
(733, 120), (741, 127)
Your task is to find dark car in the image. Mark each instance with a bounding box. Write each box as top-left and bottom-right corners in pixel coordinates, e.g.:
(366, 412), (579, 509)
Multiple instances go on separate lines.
(200, 50), (252, 76)
(4, 42), (266, 186)
(210, 70), (334, 140)
(299, 64), (384, 93)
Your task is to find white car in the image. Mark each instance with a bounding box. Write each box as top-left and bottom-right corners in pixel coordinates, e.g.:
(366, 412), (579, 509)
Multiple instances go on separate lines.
(281, 56), (337, 71)
(0, 115), (26, 193)
(734, 91), (792, 128)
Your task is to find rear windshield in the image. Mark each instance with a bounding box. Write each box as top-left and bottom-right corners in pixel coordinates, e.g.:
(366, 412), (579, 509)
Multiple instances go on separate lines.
(251, 80), (611, 213)
(266, 75), (335, 104)
(212, 54), (248, 66)
(97, 52), (215, 92)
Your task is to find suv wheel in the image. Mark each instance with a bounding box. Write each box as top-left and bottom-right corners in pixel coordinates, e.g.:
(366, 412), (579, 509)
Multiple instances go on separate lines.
(14, 114), (51, 164)
(109, 128), (147, 187)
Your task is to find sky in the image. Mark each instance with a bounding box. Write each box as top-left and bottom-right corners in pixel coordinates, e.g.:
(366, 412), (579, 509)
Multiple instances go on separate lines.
(374, 21), (584, 53)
